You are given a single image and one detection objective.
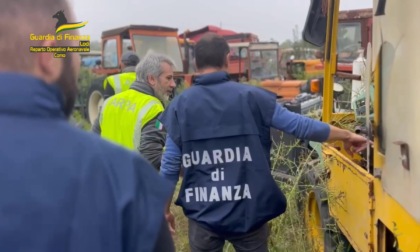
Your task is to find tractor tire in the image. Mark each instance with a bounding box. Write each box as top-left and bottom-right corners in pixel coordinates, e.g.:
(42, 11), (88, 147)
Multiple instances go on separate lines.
(298, 160), (354, 252)
(86, 77), (107, 125)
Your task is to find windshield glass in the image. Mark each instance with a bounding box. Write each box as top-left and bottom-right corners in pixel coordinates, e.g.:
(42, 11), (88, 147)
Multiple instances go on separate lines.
(337, 22), (362, 63)
(249, 49), (279, 81)
(132, 35), (183, 72)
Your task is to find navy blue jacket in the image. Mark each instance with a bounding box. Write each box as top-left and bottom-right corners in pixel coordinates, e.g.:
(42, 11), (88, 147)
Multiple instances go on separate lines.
(0, 73), (173, 252)
(159, 71), (288, 235)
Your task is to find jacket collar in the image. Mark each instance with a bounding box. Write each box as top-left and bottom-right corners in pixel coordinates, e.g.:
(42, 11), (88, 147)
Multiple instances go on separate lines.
(129, 80), (167, 106)
(0, 72), (66, 118)
(122, 66), (136, 73)
(130, 80), (159, 98)
(193, 71), (230, 86)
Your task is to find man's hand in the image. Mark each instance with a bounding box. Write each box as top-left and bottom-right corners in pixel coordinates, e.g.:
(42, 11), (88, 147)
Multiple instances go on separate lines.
(165, 210), (176, 236)
(343, 132), (372, 154)
(327, 125), (372, 154)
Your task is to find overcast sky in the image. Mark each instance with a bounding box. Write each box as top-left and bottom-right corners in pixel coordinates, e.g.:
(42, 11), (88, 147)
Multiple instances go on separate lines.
(69, 0), (372, 43)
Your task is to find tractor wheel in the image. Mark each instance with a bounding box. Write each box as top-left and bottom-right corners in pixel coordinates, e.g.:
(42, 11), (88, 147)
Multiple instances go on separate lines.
(86, 77), (107, 125)
(299, 161), (353, 252)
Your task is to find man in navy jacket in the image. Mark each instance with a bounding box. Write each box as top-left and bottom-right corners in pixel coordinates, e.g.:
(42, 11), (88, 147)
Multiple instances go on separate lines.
(0, 1), (174, 251)
(159, 33), (370, 251)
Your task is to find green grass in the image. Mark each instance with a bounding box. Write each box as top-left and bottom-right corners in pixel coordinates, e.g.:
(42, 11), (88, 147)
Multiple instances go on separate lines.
(70, 110), (91, 130)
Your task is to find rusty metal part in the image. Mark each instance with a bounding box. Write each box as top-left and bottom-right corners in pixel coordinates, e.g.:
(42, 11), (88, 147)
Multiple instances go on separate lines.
(335, 71), (362, 80)
(339, 8), (372, 20)
(271, 171), (295, 183)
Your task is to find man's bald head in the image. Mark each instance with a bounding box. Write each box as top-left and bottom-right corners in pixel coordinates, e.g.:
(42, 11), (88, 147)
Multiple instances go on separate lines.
(0, 0), (73, 72)
(0, 0), (81, 118)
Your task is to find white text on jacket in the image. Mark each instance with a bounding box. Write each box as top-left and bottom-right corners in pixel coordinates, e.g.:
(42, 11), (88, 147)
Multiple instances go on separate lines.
(182, 146), (252, 168)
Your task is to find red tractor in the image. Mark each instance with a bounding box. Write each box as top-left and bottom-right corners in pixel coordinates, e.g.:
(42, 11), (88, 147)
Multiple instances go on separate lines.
(179, 26), (260, 82)
(336, 8), (372, 73)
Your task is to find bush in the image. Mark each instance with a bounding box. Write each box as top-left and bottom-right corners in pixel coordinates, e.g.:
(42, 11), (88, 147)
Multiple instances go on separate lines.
(70, 110), (91, 131)
(71, 67), (97, 130)
(76, 67), (97, 108)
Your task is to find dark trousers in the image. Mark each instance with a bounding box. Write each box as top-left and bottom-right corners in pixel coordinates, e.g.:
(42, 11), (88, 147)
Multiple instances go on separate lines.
(188, 220), (269, 252)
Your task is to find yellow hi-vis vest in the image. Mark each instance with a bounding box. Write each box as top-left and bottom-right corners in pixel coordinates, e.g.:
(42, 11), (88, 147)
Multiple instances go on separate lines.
(103, 72), (136, 94)
(99, 89), (164, 151)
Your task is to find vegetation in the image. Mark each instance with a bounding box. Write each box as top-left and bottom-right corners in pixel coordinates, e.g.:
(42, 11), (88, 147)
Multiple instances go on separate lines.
(70, 66), (95, 130)
(70, 110), (91, 130)
(76, 67), (96, 107)
(279, 25), (321, 58)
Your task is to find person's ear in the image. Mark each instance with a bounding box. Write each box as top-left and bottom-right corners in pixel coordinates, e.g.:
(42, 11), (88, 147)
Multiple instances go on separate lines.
(34, 40), (63, 85)
(147, 74), (157, 86)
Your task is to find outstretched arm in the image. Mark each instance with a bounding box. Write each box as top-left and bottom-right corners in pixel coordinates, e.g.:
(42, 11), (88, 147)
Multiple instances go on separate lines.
(271, 103), (330, 142)
(271, 103), (370, 153)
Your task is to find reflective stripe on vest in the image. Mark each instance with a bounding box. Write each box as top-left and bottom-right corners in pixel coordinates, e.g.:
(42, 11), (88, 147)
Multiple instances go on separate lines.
(113, 75), (122, 93)
(133, 99), (160, 151)
(99, 89), (164, 151)
(103, 72), (136, 94)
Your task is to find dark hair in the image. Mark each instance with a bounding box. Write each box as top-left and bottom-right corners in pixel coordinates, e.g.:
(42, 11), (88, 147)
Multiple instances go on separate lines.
(122, 52), (140, 67)
(194, 32), (230, 70)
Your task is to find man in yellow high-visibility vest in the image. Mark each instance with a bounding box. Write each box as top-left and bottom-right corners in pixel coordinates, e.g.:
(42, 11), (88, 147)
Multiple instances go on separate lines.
(102, 51), (140, 99)
(93, 52), (177, 171)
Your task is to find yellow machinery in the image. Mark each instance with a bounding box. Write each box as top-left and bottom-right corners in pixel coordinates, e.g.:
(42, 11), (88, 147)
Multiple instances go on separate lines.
(300, 0), (420, 251)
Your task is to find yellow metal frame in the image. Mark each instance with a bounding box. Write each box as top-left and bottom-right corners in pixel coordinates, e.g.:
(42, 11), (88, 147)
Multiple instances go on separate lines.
(323, 145), (375, 251)
(305, 191), (325, 251)
(316, 0), (420, 251)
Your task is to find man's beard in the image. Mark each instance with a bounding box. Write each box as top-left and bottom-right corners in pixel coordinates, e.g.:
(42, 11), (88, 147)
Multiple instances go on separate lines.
(155, 82), (170, 102)
(56, 55), (78, 118)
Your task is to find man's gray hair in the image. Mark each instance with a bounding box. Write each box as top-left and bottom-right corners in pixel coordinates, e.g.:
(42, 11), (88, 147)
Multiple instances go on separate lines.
(136, 51), (176, 83)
